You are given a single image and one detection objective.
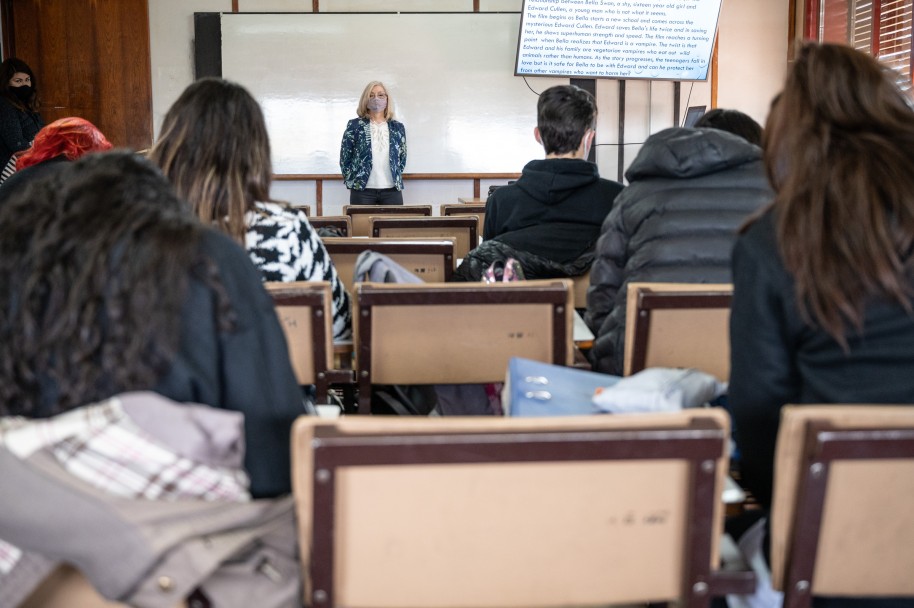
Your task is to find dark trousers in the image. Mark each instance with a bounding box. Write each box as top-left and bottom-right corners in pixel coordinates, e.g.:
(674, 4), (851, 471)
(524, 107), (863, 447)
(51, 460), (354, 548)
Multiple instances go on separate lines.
(349, 187), (403, 205)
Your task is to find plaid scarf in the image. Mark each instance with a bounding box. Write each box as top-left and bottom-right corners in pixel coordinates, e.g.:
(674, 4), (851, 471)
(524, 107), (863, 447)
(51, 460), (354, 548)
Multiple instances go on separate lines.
(0, 395), (250, 574)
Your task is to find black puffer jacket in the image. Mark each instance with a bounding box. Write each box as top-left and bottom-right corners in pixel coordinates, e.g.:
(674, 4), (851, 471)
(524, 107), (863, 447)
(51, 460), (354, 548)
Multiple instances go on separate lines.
(453, 238), (594, 283)
(585, 127), (772, 375)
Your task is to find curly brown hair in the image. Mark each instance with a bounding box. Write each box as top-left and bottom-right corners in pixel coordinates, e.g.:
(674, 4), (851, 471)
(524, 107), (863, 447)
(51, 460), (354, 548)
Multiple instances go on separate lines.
(0, 151), (233, 416)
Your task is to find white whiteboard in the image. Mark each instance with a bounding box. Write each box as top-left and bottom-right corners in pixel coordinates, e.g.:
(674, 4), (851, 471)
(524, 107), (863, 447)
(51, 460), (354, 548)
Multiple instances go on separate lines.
(221, 12), (567, 175)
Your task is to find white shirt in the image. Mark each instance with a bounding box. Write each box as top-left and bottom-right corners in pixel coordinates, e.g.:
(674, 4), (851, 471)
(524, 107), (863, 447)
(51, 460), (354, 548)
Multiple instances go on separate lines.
(366, 120), (395, 189)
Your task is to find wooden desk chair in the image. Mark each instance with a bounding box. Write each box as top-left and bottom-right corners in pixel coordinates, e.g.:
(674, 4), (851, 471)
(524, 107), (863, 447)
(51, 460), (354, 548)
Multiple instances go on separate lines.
(370, 216), (478, 261)
(18, 565), (183, 608)
(343, 204), (432, 237)
(439, 202), (485, 236)
(309, 215), (351, 237)
(322, 237), (455, 293)
(570, 267), (591, 309)
(265, 281), (353, 404)
(353, 279), (573, 414)
(623, 282), (733, 380)
(291, 409), (754, 607)
(771, 405), (914, 608)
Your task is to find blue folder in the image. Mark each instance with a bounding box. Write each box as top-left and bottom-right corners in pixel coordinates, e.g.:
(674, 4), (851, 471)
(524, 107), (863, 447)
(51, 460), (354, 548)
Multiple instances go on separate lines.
(504, 357), (621, 417)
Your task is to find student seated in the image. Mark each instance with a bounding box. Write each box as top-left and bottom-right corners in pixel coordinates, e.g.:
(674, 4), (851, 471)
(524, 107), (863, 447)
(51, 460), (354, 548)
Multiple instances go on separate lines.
(455, 85), (622, 281)
(729, 43), (914, 608)
(151, 77), (351, 340)
(0, 116), (112, 203)
(0, 151), (307, 498)
(586, 109), (772, 375)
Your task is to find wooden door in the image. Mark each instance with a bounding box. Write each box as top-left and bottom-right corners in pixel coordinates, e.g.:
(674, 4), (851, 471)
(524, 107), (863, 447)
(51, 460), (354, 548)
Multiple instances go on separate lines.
(1, 0), (152, 150)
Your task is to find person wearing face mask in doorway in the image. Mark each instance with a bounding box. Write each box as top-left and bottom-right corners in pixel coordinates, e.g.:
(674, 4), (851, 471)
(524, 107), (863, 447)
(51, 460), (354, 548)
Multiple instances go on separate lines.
(340, 80), (407, 205)
(0, 58), (44, 180)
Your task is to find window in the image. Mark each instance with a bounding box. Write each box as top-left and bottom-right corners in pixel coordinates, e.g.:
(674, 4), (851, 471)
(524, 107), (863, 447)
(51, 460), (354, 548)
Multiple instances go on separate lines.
(806, 0), (913, 92)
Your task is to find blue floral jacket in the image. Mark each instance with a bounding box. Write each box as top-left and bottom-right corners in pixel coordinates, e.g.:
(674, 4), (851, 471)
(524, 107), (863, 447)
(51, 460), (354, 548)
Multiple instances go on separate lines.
(339, 117), (407, 191)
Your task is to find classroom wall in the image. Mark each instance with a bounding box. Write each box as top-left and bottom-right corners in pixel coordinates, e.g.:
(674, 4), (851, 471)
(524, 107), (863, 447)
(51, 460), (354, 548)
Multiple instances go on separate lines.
(717, 0), (790, 122)
(148, 0), (788, 212)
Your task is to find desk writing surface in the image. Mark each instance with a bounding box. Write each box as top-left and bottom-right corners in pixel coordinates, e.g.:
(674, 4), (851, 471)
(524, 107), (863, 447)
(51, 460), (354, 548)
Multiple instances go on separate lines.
(722, 477), (746, 504)
(573, 310), (594, 346)
(220, 12), (567, 175)
(333, 339), (353, 352)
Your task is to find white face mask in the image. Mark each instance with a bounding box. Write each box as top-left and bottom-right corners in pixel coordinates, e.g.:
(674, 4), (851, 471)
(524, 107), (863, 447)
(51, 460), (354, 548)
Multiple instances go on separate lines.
(367, 97), (387, 112)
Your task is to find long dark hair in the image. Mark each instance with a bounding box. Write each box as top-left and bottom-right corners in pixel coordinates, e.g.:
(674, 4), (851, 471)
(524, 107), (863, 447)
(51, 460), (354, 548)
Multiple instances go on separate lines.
(0, 57), (38, 111)
(150, 77), (273, 243)
(764, 42), (914, 347)
(0, 152), (216, 416)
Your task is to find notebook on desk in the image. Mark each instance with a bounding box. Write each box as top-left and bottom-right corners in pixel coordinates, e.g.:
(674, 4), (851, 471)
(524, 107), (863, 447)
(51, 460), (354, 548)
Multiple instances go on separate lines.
(503, 357), (620, 417)
(504, 357), (747, 504)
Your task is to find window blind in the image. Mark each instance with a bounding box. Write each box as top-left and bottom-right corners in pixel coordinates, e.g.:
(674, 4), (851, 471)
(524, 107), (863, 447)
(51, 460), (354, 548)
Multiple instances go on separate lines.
(811, 0), (912, 91)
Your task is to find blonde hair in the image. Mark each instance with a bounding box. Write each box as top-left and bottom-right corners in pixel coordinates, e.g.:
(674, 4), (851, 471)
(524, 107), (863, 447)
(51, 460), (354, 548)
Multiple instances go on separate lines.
(356, 81), (395, 120)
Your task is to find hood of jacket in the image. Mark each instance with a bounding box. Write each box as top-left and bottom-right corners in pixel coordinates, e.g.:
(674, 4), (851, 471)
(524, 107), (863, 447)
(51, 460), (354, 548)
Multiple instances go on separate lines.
(516, 158), (600, 206)
(625, 127), (762, 182)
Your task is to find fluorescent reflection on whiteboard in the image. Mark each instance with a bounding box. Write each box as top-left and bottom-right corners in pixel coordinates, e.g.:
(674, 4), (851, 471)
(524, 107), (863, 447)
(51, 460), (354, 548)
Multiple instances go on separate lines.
(443, 117), (540, 173)
(261, 97), (353, 175)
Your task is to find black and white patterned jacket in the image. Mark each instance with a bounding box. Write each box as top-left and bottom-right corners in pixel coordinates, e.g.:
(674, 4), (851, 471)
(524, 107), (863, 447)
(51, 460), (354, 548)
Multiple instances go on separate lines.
(245, 201), (352, 340)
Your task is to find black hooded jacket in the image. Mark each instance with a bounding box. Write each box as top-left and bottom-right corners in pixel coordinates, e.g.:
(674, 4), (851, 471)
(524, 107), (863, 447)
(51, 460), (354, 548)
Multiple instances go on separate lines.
(585, 127), (772, 375)
(483, 158), (622, 264)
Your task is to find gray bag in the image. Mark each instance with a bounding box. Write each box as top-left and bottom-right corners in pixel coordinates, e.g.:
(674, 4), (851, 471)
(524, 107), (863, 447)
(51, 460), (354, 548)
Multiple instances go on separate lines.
(0, 393), (301, 608)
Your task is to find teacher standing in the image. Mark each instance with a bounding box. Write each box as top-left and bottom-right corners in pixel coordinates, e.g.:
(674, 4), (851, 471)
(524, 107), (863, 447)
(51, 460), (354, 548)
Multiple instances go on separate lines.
(340, 81), (407, 205)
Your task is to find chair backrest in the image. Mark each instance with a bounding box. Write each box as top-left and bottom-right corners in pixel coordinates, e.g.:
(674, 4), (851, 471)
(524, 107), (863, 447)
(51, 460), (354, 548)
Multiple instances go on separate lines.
(623, 282), (733, 380)
(343, 204), (432, 237)
(370, 216), (478, 261)
(353, 279), (573, 414)
(291, 409), (750, 608)
(322, 237), (455, 293)
(300, 204), (311, 217)
(265, 281), (334, 401)
(771, 405), (914, 607)
(19, 565), (146, 608)
(439, 202), (485, 235)
(309, 215), (351, 237)
(570, 268), (591, 309)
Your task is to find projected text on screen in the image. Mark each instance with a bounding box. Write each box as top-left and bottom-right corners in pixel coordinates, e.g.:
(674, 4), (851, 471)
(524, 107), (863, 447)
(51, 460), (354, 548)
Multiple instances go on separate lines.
(516, 0), (723, 81)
